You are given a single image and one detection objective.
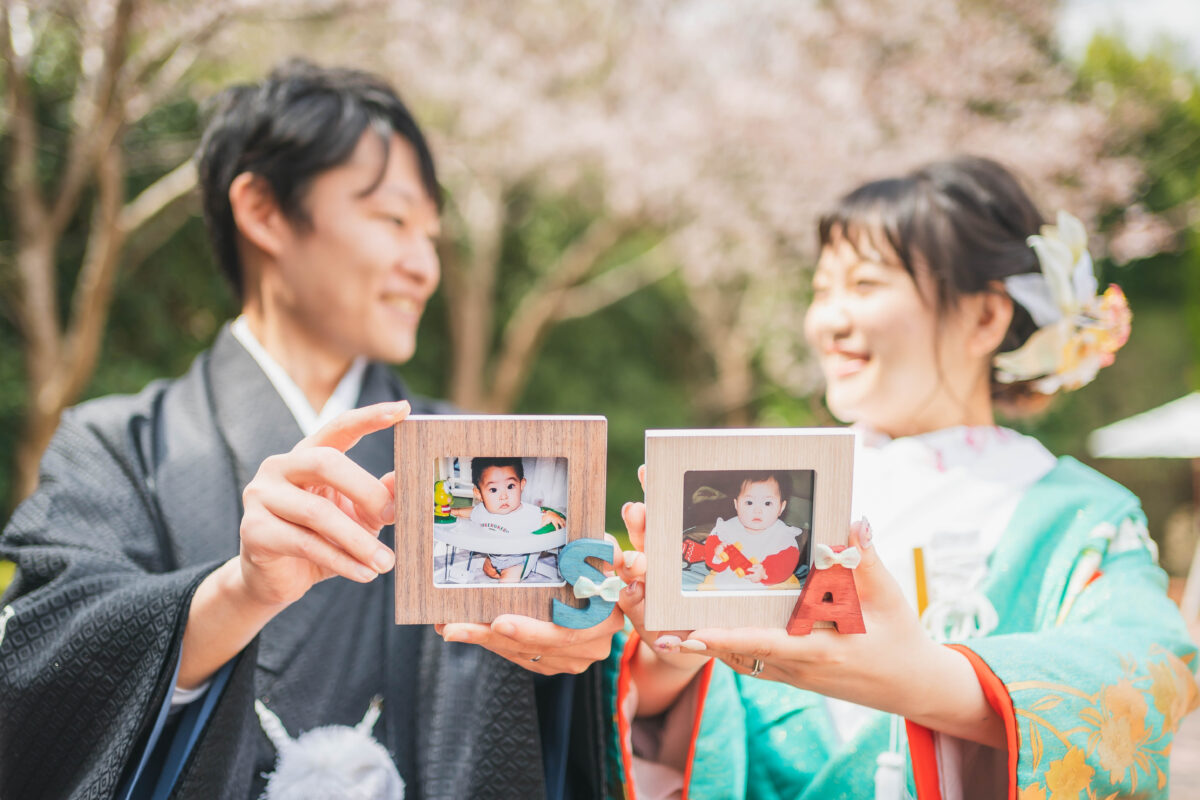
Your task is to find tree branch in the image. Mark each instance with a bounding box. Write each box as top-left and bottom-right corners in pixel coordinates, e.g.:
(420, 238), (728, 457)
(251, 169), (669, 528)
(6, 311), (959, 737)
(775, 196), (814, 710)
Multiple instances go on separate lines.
(119, 158), (197, 234)
(555, 238), (676, 321)
(48, 0), (136, 238)
(2, 2), (48, 238)
(484, 218), (636, 411)
(61, 139), (127, 404)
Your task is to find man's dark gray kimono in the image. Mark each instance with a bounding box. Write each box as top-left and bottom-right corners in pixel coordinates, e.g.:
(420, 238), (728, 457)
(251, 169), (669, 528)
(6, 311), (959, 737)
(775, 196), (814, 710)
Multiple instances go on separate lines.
(0, 328), (612, 799)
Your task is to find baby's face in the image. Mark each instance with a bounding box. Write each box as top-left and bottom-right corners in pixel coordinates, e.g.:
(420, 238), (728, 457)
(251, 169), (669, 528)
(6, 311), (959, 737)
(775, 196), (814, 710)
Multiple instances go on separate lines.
(476, 466), (526, 514)
(734, 479), (785, 532)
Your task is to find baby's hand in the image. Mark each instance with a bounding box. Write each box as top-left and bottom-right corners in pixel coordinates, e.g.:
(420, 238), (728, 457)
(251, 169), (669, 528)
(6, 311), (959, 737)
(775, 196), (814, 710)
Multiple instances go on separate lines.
(482, 557), (500, 579)
(542, 509), (565, 529)
(747, 564), (766, 583)
(713, 542), (727, 560)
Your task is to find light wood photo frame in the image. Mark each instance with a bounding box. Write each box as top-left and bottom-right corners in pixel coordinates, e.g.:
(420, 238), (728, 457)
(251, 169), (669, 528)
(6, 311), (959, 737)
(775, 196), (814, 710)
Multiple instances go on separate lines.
(643, 428), (855, 630)
(394, 415), (607, 624)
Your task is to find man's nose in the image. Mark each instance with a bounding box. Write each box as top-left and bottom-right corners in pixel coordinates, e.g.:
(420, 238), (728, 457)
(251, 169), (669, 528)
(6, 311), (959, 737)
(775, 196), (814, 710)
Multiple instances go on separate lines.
(398, 239), (440, 287)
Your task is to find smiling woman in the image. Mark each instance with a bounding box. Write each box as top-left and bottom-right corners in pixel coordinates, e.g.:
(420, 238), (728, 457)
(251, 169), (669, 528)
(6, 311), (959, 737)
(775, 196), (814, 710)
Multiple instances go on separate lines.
(613, 156), (1197, 800)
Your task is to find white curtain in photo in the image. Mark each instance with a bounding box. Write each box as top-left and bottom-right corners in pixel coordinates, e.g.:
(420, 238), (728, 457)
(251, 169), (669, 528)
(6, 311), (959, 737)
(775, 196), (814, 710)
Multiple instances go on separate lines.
(521, 457), (568, 513)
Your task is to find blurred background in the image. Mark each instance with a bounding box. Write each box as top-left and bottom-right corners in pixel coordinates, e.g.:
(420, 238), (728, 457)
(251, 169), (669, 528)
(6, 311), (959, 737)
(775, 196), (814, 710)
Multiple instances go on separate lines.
(2, 0), (1200, 729)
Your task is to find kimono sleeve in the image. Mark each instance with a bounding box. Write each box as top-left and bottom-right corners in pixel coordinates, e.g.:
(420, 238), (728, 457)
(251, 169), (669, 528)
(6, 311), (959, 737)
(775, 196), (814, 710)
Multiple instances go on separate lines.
(0, 403), (220, 799)
(941, 519), (1200, 800)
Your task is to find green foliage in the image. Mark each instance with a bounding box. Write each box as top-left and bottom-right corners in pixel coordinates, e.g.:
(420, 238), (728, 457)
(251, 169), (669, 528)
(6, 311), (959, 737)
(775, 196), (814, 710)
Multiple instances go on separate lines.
(1011, 38), (1200, 565)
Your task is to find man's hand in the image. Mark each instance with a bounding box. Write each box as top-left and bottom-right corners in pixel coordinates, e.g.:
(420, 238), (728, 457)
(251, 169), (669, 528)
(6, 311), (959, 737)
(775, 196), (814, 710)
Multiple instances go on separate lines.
(178, 401), (410, 689)
(436, 608), (624, 676)
(236, 401), (410, 607)
(435, 532), (622, 675)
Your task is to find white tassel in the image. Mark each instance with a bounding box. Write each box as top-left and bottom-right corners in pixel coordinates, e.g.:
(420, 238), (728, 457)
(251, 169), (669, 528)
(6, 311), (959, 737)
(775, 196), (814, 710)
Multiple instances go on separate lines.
(874, 751), (905, 800)
(255, 696), (403, 800)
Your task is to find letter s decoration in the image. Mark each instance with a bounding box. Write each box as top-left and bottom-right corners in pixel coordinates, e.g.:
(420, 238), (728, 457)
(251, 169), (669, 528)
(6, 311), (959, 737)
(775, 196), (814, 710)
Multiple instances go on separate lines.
(552, 538), (617, 629)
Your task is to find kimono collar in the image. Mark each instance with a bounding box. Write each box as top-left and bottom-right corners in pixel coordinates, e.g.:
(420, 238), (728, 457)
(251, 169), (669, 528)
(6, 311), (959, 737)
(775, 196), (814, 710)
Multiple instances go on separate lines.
(230, 315), (367, 437)
(853, 423), (1050, 478)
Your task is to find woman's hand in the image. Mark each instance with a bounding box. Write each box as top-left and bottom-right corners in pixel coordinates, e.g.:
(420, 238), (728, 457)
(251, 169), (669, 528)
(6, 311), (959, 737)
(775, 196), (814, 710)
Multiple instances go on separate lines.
(614, 466), (710, 717)
(677, 521), (1005, 748)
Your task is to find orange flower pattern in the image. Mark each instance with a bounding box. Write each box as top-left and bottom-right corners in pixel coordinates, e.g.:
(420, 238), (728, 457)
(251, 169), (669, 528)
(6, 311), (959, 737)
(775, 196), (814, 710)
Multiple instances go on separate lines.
(1011, 647), (1199, 797)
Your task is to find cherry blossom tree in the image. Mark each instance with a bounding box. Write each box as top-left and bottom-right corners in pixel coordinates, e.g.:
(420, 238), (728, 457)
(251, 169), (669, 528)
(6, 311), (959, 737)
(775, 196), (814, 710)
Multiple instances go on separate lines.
(319, 0), (1146, 418)
(0, 0), (358, 501)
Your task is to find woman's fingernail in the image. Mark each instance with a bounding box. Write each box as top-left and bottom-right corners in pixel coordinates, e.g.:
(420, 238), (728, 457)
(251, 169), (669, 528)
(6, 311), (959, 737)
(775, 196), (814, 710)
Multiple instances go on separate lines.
(444, 628), (466, 643)
(858, 516), (873, 549)
(654, 635), (682, 652)
(679, 640), (707, 652)
(495, 621), (516, 637)
(621, 502), (632, 518)
(624, 580), (643, 597)
(623, 551), (638, 569)
(382, 502), (396, 523)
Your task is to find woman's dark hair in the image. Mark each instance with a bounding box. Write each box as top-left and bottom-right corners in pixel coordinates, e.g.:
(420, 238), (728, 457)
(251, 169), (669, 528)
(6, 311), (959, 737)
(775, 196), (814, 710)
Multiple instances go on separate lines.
(196, 59), (441, 299)
(817, 156), (1047, 413)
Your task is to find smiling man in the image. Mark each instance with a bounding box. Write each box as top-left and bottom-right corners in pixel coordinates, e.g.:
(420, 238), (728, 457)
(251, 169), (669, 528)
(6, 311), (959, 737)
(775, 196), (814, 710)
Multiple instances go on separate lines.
(0, 61), (621, 800)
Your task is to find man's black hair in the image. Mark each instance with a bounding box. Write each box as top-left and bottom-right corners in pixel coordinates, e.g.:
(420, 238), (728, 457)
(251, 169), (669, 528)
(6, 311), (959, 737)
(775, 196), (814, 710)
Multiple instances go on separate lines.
(471, 458), (525, 488)
(196, 59), (441, 299)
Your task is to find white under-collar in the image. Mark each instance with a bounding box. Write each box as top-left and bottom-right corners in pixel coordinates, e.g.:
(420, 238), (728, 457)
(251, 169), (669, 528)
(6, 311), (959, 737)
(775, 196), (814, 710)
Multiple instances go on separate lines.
(230, 316), (368, 437)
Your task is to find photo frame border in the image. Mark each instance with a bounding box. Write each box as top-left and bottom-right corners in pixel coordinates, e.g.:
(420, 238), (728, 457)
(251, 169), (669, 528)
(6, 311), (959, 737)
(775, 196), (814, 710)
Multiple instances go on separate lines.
(644, 428), (855, 630)
(395, 415), (607, 624)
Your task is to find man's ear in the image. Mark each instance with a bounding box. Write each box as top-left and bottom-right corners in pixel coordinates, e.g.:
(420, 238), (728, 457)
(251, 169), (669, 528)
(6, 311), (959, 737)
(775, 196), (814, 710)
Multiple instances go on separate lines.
(228, 172), (288, 260)
(967, 284), (1015, 358)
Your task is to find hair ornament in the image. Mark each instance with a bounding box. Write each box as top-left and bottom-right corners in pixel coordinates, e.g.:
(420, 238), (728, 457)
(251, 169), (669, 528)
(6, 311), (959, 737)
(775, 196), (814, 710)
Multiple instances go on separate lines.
(993, 210), (1131, 394)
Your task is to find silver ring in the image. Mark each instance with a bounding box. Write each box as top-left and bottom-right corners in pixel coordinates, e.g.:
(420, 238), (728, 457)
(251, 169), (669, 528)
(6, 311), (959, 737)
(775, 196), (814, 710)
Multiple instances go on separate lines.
(530, 655), (543, 663)
(749, 658), (764, 677)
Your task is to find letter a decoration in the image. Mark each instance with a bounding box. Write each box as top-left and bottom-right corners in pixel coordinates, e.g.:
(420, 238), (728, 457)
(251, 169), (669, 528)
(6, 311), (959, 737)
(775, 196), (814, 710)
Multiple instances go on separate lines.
(787, 544), (866, 635)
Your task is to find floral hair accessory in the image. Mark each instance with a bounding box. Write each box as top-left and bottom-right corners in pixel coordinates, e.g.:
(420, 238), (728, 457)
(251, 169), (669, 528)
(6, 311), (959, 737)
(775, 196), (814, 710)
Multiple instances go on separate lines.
(993, 210), (1131, 394)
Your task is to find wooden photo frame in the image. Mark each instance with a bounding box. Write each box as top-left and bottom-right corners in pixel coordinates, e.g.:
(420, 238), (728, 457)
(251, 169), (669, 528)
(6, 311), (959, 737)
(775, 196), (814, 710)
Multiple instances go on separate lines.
(643, 428), (855, 630)
(394, 415), (607, 624)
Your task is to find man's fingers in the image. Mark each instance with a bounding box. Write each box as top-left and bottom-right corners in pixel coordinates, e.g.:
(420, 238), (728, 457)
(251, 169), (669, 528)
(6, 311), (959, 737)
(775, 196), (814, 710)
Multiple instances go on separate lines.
(303, 401), (410, 453)
(489, 607), (624, 649)
(246, 515), (381, 584)
(637, 464), (646, 491)
(256, 483), (395, 574)
(275, 447), (394, 528)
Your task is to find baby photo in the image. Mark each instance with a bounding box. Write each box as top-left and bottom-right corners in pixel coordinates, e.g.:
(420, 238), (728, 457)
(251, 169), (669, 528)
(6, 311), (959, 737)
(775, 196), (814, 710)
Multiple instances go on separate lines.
(432, 455), (569, 586)
(681, 469), (814, 593)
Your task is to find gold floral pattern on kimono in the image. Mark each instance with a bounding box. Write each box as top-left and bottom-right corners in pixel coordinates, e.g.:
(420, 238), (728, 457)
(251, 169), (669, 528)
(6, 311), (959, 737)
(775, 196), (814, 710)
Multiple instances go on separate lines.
(1010, 647), (1198, 798)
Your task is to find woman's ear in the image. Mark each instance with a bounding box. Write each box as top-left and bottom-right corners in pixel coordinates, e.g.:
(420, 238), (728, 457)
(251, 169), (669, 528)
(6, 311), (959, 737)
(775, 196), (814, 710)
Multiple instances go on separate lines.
(228, 172), (288, 260)
(966, 284), (1015, 358)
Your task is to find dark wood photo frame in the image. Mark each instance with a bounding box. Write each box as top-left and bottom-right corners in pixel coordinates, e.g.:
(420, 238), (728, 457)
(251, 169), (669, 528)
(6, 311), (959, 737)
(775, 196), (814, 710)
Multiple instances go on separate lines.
(394, 415), (607, 624)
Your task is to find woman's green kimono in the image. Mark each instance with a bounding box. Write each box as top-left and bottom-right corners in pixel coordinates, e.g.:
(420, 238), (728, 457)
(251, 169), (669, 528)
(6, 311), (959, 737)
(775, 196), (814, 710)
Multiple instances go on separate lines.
(605, 458), (1200, 799)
